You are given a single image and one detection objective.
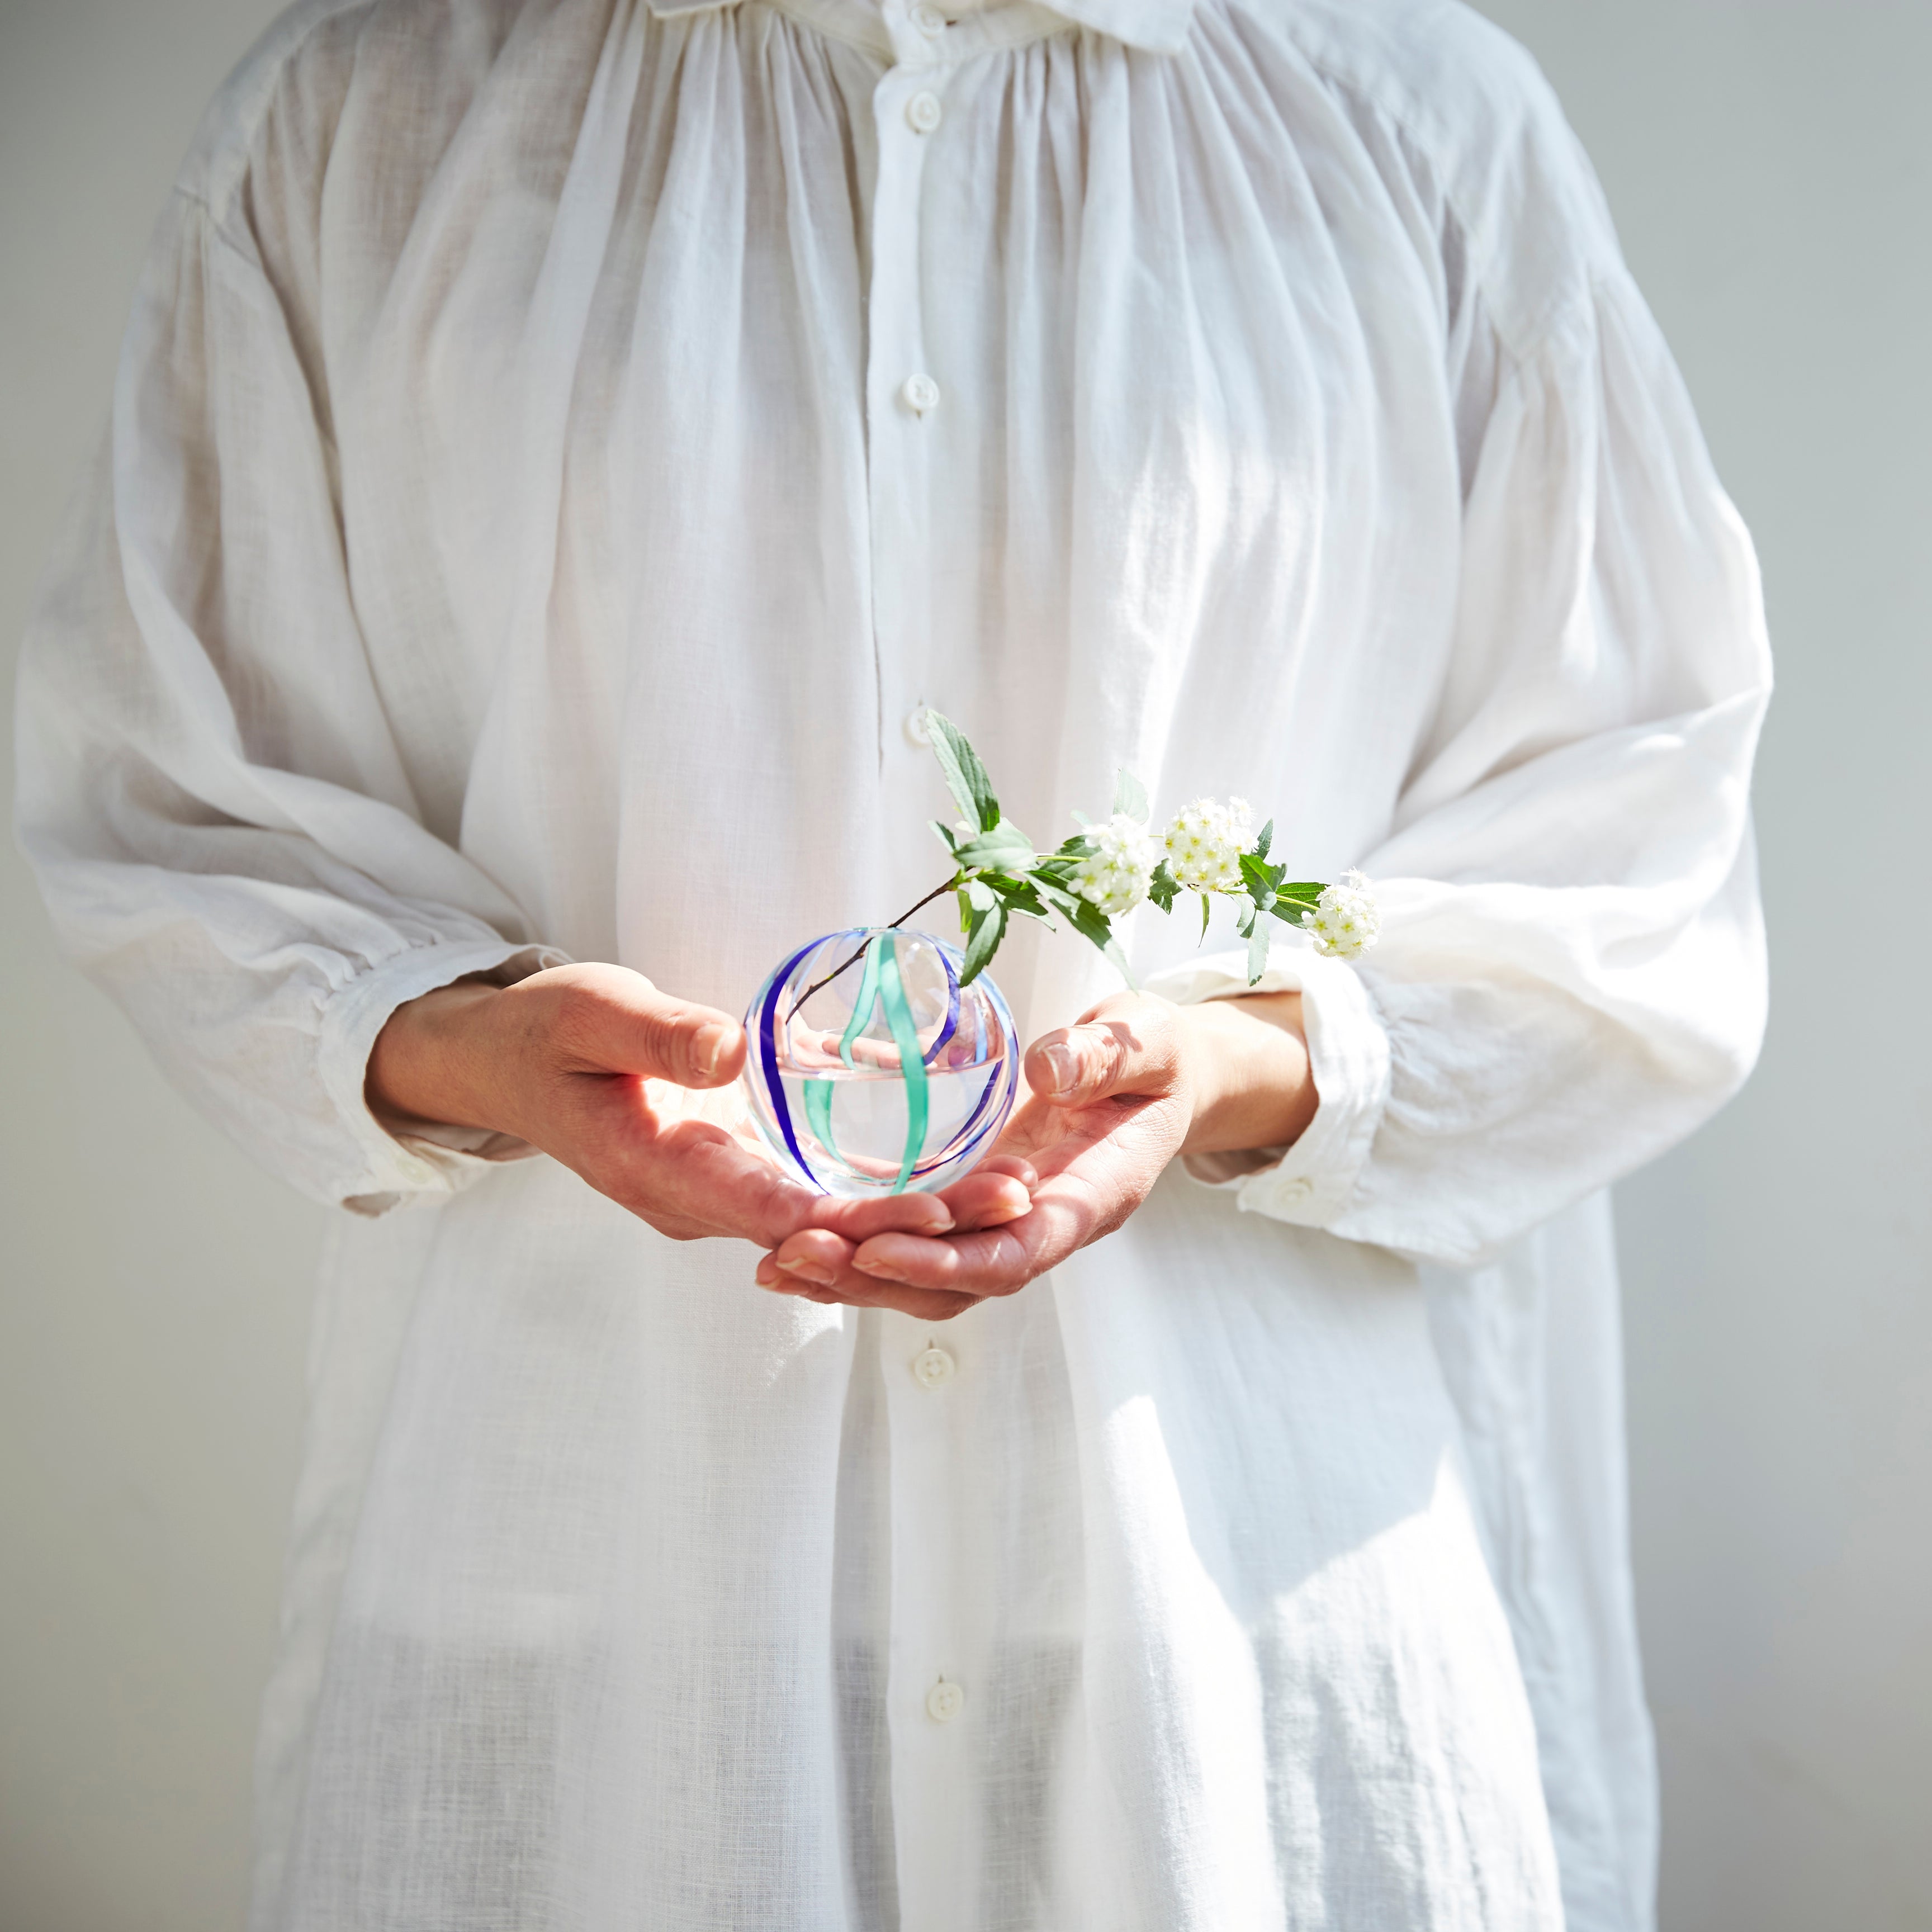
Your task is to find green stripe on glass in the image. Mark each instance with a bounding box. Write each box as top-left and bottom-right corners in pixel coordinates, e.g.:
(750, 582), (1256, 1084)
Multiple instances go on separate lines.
(837, 939), (884, 1072)
(874, 934), (929, 1195)
(803, 1077), (840, 1175)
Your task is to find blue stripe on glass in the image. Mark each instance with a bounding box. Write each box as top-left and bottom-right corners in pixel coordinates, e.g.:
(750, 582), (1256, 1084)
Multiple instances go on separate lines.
(755, 936), (821, 1181)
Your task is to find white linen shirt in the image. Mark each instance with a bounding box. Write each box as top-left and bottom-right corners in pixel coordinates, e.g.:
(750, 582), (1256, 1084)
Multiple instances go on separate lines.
(15, 0), (1770, 1927)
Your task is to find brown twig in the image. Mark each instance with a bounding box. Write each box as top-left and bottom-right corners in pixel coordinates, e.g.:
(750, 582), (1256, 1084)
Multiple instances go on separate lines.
(782, 877), (960, 1025)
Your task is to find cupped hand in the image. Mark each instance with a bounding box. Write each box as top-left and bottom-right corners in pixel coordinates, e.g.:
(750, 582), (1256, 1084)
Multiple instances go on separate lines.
(756, 991), (1196, 1319)
(754, 987), (1317, 1320)
(366, 962), (1033, 1251)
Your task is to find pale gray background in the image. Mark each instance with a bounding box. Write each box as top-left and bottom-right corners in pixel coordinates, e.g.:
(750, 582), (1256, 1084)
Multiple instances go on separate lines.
(3, 1), (1926, 1926)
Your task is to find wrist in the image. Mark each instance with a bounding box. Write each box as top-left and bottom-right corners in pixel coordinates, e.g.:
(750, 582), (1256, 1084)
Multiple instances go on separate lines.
(366, 979), (506, 1132)
(1178, 992), (1317, 1159)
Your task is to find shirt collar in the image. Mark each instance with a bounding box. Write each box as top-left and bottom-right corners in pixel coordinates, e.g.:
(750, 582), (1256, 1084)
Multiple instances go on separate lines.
(1036, 0), (1193, 52)
(645, 0), (1195, 55)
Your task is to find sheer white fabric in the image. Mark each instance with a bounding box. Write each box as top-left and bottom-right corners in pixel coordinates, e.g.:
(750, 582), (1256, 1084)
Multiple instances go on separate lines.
(14, 0), (1769, 1926)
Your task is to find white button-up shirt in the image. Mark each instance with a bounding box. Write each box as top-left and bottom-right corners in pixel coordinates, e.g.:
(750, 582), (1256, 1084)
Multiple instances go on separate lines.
(14, 0), (1770, 1928)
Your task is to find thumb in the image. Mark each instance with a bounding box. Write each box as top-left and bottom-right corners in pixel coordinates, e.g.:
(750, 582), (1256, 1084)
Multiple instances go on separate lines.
(555, 966), (745, 1088)
(1024, 994), (1183, 1109)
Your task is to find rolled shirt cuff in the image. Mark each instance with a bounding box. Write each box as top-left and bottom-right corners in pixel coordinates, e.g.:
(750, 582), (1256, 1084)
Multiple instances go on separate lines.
(1142, 935), (1390, 1230)
(316, 937), (574, 1215)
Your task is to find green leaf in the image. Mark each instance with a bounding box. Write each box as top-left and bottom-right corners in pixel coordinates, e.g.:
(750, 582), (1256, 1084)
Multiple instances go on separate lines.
(1235, 901), (1257, 939)
(925, 711), (1001, 833)
(1254, 818), (1273, 862)
(1239, 851), (1282, 904)
(1246, 923), (1271, 985)
(1053, 831), (1098, 860)
(1063, 894), (1114, 951)
(1199, 891), (1212, 941)
(960, 889), (1007, 985)
(1039, 889), (1138, 989)
(1033, 880), (1098, 934)
(930, 818), (961, 856)
(992, 875), (1054, 922)
(1113, 767), (1149, 825)
(953, 820), (1036, 872)
(958, 875), (997, 938)
(1268, 880), (1327, 927)
(1147, 861), (1178, 913)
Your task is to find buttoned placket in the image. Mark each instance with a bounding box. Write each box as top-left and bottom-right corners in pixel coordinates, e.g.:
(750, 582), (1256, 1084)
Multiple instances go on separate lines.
(864, 0), (954, 866)
(857, 15), (983, 1920)
(879, 1305), (980, 1929)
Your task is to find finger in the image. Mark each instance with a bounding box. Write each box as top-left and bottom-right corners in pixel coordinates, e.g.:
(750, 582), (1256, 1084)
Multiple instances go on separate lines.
(757, 1250), (810, 1290)
(962, 1153), (1038, 1188)
(553, 965), (745, 1088)
(789, 1158), (1034, 1262)
(851, 1219), (1043, 1298)
(849, 1125), (1152, 1295)
(809, 1190), (956, 1241)
(931, 1167), (1032, 1232)
(766, 1218), (1013, 1313)
(850, 1171), (1104, 1298)
(763, 1162), (1028, 1304)
(760, 1271), (982, 1323)
(1024, 994), (1183, 1110)
(798, 1156), (1039, 1244)
(749, 1244), (973, 1321)
(761, 1213), (1012, 1290)
(755, 1248), (979, 1322)
(765, 1227), (858, 1285)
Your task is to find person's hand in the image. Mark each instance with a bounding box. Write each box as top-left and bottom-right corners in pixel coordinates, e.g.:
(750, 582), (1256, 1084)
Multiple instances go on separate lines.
(366, 962), (1034, 1251)
(753, 988), (1317, 1320)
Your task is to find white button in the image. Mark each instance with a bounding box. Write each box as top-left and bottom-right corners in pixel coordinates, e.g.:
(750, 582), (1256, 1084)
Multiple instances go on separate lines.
(902, 705), (932, 747)
(926, 1678), (965, 1723)
(911, 1343), (956, 1388)
(1277, 1176), (1314, 1205)
(912, 2), (947, 31)
(900, 372), (941, 415)
(906, 92), (943, 134)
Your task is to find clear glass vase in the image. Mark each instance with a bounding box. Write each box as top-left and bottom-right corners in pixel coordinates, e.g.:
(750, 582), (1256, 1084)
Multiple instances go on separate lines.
(741, 926), (1020, 1197)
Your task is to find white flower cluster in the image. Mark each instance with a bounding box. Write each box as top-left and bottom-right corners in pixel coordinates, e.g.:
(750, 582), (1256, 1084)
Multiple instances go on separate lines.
(1302, 870), (1381, 959)
(1162, 796), (1253, 892)
(1072, 812), (1161, 916)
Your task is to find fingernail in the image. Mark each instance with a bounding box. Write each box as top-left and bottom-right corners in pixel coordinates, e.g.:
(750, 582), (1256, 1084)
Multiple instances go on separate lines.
(776, 1256), (834, 1286)
(693, 1024), (733, 1081)
(855, 1258), (907, 1282)
(1043, 1043), (1078, 1097)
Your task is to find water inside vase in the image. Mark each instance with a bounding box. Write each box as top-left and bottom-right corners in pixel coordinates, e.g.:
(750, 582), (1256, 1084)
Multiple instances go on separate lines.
(744, 927), (1019, 1197)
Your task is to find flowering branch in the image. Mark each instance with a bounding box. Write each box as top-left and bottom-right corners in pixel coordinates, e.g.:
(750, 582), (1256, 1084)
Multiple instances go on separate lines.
(793, 710), (1379, 1017)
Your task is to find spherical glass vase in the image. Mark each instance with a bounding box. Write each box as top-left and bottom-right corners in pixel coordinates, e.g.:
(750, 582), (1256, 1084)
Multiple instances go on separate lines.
(742, 926), (1020, 1198)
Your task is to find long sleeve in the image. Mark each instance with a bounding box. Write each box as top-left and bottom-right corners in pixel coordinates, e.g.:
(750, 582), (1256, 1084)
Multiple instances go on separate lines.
(1159, 264), (1771, 1268)
(15, 183), (556, 1214)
